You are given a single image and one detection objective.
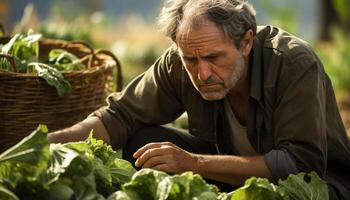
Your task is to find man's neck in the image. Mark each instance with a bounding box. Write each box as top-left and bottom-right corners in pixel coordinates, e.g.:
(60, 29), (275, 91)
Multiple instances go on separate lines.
(229, 57), (251, 98)
(226, 56), (251, 126)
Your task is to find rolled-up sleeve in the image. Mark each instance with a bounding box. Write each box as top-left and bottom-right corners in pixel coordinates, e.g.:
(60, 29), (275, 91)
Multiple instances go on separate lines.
(264, 149), (299, 180)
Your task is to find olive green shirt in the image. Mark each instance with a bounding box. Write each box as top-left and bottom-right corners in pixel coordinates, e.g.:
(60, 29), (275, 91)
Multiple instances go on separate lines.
(92, 26), (350, 197)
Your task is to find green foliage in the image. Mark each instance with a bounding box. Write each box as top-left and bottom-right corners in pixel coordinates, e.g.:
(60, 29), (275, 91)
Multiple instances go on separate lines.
(277, 172), (329, 200)
(113, 43), (164, 85)
(228, 177), (281, 200)
(159, 172), (218, 200)
(1, 32), (40, 61)
(109, 169), (218, 200)
(0, 126), (329, 200)
(39, 23), (94, 48)
(0, 32), (41, 72)
(219, 172), (328, 200)
(316, 28), (350, 92)
(333, 0), (350, 20)
(0, 185), (18, 200)
(0, 32), (89, 96)
(258, 0), (297, 34)
(46, 49), (85, 71)
(0, 125), (136, 199)
(28, 62), (72, 96)
(0, 125), (50, 199)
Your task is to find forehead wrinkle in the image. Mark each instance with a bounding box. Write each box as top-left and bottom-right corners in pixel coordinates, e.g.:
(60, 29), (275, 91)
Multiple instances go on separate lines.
(179, 32), (222, 52)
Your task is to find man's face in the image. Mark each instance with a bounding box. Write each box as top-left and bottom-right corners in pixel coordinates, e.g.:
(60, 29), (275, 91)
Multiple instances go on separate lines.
(177, 20), (247, 101)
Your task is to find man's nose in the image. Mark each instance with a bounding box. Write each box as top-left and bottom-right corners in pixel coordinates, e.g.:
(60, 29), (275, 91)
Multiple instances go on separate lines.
(197, 61), (212, 81)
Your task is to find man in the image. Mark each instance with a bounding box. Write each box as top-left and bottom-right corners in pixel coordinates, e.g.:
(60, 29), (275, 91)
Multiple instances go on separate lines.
(48, 0), (350, 199)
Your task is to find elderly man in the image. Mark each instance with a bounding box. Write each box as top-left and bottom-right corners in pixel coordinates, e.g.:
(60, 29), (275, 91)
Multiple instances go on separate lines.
(48, 0), (350, 199)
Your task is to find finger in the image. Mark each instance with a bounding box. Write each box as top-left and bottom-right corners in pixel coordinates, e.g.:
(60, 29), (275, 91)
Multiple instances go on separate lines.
(133, 141), (175, 158)
(142, 155), (168, 168)
(135, 147), (166, 167)
(135, 144), (177, 168)
(133, 143), (162, 159)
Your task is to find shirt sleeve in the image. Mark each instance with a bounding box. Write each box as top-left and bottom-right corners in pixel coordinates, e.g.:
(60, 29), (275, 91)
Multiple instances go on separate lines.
(89, 46), (185, 149)
(272, 56), (328, 178)
(264, 149), (299, 180)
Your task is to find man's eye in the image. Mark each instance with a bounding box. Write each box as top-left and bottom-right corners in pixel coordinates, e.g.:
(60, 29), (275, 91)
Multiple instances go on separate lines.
(184, 57), (196, 63)
(205, 55), (218, 62)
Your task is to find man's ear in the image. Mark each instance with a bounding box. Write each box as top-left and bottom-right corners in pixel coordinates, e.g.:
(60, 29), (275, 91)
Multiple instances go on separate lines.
(241, 29), (254, 57)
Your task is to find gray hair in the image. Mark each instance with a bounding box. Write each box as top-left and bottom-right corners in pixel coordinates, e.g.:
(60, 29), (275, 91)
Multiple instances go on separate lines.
(157, 0), (256, 48)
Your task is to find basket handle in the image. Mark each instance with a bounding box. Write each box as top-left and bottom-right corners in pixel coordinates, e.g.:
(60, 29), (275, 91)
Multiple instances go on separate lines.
(68, 40), (94, 53)
(0, 54), (17, 71)
(95, 49), (123, 92)
(68, 40), (95, 68)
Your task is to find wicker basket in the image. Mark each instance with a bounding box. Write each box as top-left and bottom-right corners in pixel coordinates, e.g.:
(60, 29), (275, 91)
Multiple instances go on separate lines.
(0, 37), (122, 152)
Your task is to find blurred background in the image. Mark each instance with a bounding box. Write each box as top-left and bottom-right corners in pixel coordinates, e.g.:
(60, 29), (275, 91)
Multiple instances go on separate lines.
(0, 0), (349, 133)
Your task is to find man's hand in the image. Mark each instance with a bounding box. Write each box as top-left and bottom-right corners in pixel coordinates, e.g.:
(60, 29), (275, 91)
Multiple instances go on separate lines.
(133, 142), (198, 174)
(133, 141), (273, 186)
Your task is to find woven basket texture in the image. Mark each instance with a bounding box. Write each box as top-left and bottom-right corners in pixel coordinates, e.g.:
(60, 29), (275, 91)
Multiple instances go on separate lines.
(0, 37), (122, 152)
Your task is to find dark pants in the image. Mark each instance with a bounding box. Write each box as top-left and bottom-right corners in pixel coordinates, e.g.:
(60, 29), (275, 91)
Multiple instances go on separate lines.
(122, 125), (236, 192)
(122, 126), (344, 198)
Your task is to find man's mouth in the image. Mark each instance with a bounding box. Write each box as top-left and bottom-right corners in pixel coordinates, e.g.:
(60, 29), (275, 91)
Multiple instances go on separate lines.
(199, 83), (222, 92)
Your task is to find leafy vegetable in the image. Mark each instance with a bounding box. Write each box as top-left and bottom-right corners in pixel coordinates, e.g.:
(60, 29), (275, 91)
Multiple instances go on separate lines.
(0, 124), (49, 164)
(0, 125), (330, 200)
(47, 179), (74, 200)
(0, 31), (87, 96)
(46, 143), (80, 184)
(109, 169), (219, 200)
(0, 125), (51, 199)
(47, 49), (85, 71)
(277, 172), (329, 200)
(0, 31), (41, 72)
(0, 125), (136, 199)
(121, 168), (169, 199)
(29, 62), (72, 96)
(228, 177), (281, 200)
(0, 184), (19, 200)
(156, 171), (218, 200)
(218, 173), (329, 200)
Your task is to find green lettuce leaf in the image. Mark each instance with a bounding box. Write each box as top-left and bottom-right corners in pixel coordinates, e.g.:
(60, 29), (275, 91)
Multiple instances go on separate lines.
(157, 171), (218, 200)
(86, 133), (136, 189)
(47, 179), (74, 200)
(122, 168), (169, 200)
(64, 131), (136, 197)
(0, 124), (49, 164)
(277, 172), (329, 200)
(47, 49), (85, 71)
(220, 172), (329, 200)
(0, 125), (51, 199)
(0, 124), (50, 187)
(45, 144), (80, 185)
(229, 177), (282, 200)
(108, 190), (139, 200)
(29, 62), (71, 96)
(0, 184), (19, 200)
(111, 169), (218, 200)
(0, 32), (41, 72)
